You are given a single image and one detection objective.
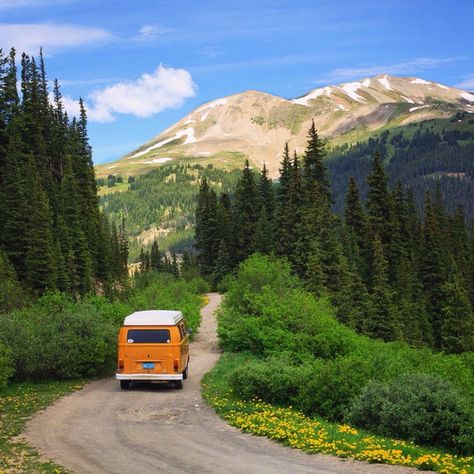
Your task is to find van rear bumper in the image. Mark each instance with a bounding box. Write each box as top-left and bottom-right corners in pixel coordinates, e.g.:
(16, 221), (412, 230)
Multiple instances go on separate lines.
(116, 373), (183, 381)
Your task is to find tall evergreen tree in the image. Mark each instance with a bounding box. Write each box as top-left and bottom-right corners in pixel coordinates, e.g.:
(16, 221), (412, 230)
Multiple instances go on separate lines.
(420, 193), (445, 348)
(150, 239), (163, 271)
(234, 160), (258, 262)
(302, 120), (331, 203)
(366, 151), (392, 249)
(441, 270), (474, 354)
(365, 234), (399, 341)
(24, 156), (57, 292)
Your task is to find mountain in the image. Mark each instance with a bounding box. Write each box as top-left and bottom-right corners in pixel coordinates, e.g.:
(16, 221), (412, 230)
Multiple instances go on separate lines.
(96, 74), (474, 178)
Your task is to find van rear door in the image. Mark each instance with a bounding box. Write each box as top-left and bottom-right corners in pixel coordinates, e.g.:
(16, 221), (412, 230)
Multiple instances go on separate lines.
(123, 328), (175, 375)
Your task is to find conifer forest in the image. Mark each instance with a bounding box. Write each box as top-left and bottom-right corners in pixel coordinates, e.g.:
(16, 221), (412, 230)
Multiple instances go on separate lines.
(195, 122), (474, 354)
(0, 48), (128, 299)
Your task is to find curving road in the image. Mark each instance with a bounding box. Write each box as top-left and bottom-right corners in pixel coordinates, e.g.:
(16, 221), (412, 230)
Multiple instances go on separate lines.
(24, 293), (420, 474)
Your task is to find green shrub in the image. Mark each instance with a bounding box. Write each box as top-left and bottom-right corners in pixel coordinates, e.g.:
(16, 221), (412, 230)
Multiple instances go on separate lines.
(219, 255), (357, 359)
(346, 373), (474, 453)
(0, 342), (13, 391)
(217, 254), (474, 453)
(295, 355), (371, 421)
(0, 293), (117, 379)
(229, 354), (311, 406)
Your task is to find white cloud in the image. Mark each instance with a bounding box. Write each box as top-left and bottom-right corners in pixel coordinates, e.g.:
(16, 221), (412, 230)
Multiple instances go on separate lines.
(134, 24), (171, 42)
(455, 76), (474, 91)
(85, 65), (196, 122)
(314, 57), (465, 85)
(0, 23), (113, 55)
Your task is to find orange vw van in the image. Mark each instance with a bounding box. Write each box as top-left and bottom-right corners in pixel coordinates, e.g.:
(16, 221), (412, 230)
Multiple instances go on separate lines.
(116, 310), (190, 390)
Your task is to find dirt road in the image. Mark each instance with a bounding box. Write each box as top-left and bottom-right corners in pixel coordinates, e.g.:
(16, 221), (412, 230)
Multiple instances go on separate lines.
(24, 293), (419, 474)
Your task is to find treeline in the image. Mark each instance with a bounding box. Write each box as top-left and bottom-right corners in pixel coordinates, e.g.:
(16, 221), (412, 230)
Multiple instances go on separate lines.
(196, 122), (474, 353)
(327, 118), (474, 219)
(0, 48), (127, 301)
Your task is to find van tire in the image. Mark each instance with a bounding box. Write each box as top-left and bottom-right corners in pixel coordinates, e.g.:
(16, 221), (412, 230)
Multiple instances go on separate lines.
(120, 380), (130, 390)
(174, 380), (183, 389)
(183, 364), (189, 380)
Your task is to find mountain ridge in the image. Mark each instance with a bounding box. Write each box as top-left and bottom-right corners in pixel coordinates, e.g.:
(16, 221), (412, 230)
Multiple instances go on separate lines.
(96, 74), (474, 178)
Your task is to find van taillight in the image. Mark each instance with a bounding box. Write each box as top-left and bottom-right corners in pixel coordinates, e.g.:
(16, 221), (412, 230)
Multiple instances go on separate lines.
(174, 359), (179, 372)
(118, 359), (124, 370)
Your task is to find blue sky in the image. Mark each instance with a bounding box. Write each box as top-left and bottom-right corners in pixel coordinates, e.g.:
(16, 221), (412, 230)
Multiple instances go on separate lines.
(1, 0), (473, 164)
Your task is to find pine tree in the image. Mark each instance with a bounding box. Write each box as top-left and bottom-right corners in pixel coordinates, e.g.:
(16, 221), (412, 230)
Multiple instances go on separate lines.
(150, 239), (162, 271)
(365, 234), (399, 341)
(420, 193), (445, 348)
(24, 156), (57, 293)
(277, 142), (292, 205)
(59, 155), (93, 295)
(344, 176), (366, 245)
(344, 176), (368, 279)
(302, 120), (330, 203)
(0, 248), (27, 312)
(117, 216), (129, 278)
(257, 162), (275, 216)
(441, 270), (474, 354)
(274, 145), (295, 258)
(213, 239), (231, 286)
(0, 48), (19, 182)
(253, 207), (274, 254)
(217, 193), (235, 266)
(234, 160), (258, 262)
(171, 252), (179, 278)
(366, 151), (392, 248)
(0, 119), (30, 279)
(195, 179), (220, 273)
(469, 220), (474, 307)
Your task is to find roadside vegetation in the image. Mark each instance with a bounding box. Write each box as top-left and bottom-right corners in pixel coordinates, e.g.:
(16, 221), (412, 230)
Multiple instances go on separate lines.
(0, 270), (208, 472)
(202, 254), (474, 472)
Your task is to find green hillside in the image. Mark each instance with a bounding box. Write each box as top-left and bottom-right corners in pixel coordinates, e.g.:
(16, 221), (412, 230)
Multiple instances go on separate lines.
(99, 164), (241, 260)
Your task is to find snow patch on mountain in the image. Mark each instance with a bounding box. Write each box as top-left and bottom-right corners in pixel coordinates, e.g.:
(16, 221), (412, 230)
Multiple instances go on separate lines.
(197, 98), (228, 112)
(143, 157), (173, 164)
(130, 128), (195, 158)
(401, 95), (415, 103)
(361, 78), (371, 87)
(291, 86), (332, 105)
(340, 82), (365, 102)
(409, 105), (430, 112)
(378, 75), (393, 90)
(437, 83), (449, 90)
(411, 78), (431, 85)
(460, 92), (474, 102)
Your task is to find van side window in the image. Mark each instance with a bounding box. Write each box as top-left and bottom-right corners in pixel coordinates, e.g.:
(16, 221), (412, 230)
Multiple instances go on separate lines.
(178, 323), (185, 340)
(127, 329), (170, 343)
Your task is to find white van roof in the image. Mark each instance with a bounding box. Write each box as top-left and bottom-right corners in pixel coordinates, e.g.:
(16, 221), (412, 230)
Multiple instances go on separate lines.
(123, 310), (183, 326)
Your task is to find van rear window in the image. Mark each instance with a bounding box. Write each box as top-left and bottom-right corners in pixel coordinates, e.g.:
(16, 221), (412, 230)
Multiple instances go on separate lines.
(127, 329), (171, 343)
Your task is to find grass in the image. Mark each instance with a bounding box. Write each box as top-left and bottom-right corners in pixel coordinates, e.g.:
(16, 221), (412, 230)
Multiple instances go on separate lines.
(202, 353), (474, 474)
(0, 379), (88, 473)
(95, 150), (246, 181)
(97, 182), (130, 196)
